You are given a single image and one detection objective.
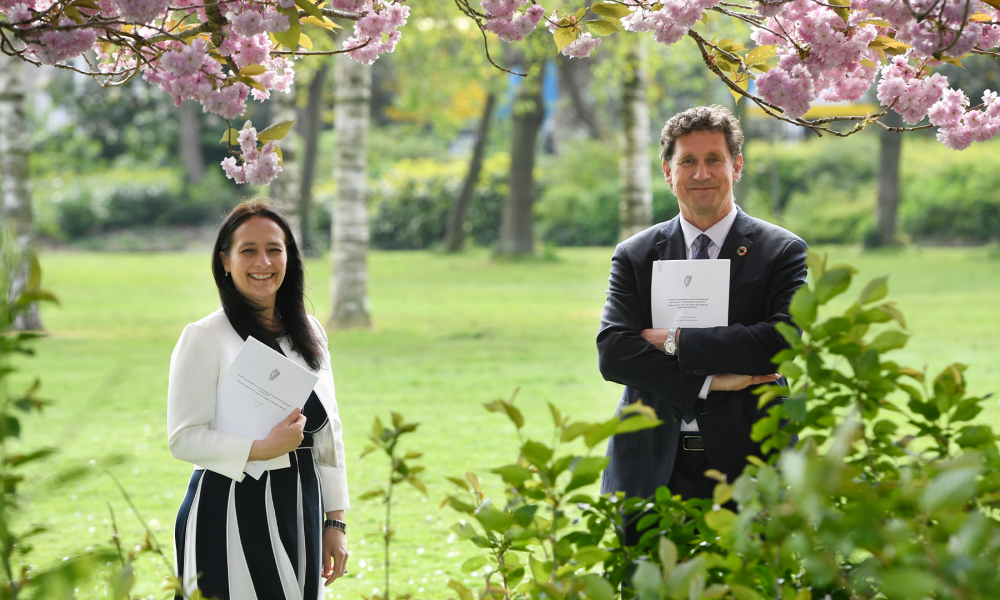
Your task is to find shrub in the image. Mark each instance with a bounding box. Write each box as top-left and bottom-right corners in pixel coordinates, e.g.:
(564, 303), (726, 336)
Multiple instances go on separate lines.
(367, 154), (507, 250)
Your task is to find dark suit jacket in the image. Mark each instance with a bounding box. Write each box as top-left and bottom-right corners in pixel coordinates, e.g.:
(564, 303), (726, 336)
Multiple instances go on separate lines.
(597, 208), (807, 500)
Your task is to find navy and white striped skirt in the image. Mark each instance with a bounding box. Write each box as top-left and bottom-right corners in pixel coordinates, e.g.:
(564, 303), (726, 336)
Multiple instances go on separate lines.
(173, 447), (324, 600)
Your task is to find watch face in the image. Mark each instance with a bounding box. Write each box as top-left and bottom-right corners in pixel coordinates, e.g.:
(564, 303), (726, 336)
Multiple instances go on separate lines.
(664, 341), (676, 354)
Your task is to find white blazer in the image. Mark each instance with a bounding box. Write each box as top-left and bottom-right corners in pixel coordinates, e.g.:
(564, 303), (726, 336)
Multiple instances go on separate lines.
(167, 308), (349, 512)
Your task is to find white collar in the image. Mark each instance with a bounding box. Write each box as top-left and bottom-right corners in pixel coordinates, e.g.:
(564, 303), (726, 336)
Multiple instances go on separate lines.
(678, 204), (738, 252)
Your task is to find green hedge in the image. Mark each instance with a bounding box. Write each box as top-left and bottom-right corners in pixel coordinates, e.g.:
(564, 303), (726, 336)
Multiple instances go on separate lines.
(38, 167), (240, 240)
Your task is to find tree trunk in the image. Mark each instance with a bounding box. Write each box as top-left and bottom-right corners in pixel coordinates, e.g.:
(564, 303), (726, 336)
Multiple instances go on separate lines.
(496, 58), (545, 257)
(874, 111), (903, 247)
(443, 92), (496, 252)
(0, 56), (41, 331)
(177, 99), (205, 183)
(556, 55), (602, 141)
(618, 46), (652, 240)
(329, 55), (372, 329)
(299, 63), (329, 258)
(269, 87), (303, 245)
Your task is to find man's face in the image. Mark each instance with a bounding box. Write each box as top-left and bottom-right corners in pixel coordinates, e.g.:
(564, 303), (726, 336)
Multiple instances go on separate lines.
(663, 129), (743, 224)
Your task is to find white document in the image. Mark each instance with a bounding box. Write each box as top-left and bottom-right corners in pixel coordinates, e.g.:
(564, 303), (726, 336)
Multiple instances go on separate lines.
(215, 336), (319, 479)
(651, 259), (730, 329)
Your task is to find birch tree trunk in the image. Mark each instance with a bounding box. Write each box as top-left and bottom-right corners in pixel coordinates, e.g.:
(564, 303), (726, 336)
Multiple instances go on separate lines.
(269, 87), (303, 245)
(496, 57), (545, 257)
(299, 64), (329, 257)
(329, 54), (372, 329)
(618, 45), (652, 240)
(873, 111), (903, 247)
(0, 56), (41, 331)
(177, 99), (205, 183)
(443, 92), (496, 252)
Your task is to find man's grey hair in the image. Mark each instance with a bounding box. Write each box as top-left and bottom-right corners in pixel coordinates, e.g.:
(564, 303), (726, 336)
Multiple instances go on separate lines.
(659, 105), (744, 164)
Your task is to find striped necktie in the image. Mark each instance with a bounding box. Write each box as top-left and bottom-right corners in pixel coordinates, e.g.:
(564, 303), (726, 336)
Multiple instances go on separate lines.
(682, 234), (713, 424)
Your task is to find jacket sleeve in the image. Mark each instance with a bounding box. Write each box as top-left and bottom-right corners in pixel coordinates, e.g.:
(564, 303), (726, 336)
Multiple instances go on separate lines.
(678, 237), (808, 377)
(309, 316), (350, 512)
(167, 322), (255, 482)
(596, 243), (706, 406)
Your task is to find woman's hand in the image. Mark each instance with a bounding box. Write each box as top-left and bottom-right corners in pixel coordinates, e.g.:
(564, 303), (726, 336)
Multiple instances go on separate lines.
(248, 408), (306, 462)
(322, 527), (349, 586)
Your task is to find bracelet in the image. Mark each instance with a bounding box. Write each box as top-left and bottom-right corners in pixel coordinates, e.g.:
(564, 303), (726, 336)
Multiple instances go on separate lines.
(324, 519), (347, 533)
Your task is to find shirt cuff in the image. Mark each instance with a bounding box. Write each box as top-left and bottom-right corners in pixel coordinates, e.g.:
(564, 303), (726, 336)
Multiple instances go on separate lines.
(698, 375), (713, 400)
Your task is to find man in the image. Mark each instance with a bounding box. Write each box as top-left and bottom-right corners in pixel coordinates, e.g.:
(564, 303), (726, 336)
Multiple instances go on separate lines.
(597, 105), (807, 517)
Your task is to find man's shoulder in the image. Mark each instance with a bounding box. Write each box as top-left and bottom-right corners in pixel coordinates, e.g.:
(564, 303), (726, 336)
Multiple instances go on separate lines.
(618, 217), (675, 256)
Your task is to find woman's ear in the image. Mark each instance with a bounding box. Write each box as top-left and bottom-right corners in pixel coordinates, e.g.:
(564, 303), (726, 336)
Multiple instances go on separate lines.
(219, 251), (229, 273)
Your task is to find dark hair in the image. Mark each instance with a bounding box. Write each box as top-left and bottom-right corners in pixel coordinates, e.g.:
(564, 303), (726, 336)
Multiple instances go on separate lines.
(659, 105), (745, 164)
(212, 198), (323, 370)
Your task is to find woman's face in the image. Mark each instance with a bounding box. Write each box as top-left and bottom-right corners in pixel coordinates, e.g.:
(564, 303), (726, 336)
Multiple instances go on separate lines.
(220, 216), (287, 310)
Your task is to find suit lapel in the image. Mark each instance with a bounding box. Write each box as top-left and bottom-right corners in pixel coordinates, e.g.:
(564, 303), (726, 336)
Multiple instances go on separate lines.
(718, 208), (754, 281)
(654, 217), (687, 261)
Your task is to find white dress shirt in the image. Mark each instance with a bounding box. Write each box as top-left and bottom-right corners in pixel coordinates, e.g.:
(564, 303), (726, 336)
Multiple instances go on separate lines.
(677, 204), (738, 432)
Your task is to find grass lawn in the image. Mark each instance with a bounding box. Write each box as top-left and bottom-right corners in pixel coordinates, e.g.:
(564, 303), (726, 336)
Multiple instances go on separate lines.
(13, 245), (1000, 599)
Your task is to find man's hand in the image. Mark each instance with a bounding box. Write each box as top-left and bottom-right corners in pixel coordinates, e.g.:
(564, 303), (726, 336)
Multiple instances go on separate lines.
(709, 373), (780, 391)
(640, 328), (670, 349)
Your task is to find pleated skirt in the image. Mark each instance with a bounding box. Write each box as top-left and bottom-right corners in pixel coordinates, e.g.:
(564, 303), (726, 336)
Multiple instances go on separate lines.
(173, 447), (324, 600)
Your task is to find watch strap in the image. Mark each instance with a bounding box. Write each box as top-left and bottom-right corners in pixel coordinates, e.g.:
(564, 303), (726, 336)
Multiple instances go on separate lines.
(324, 519), (346, 532)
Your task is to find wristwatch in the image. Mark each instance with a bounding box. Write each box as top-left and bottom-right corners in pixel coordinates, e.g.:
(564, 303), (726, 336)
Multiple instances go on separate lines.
(663, 328), (678, 355)
(324, 519), (347, 533)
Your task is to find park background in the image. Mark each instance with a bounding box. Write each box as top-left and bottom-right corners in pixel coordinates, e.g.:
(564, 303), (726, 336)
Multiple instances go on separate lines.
(3, 0), (1000, 598)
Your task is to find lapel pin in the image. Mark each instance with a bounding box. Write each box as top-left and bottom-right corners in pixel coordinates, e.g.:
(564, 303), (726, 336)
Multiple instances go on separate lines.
(737, 246), (747, 256)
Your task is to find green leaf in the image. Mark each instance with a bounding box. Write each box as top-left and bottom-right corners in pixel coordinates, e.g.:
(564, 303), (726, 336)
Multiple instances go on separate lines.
(814, 266), (853, 303)
(578, 573), (615, 600)
(561, 422), (593, 442)
(257, 119), (297, 143)
(554, 26), (579, 52)
(573, 546), (611, 567)
(745, 44), (776, 65)
(879, 570), (940, 600)
(474, 500), (515, 532)
(529, 554), (549, 583)
(789, 286), (817, 329)
(951, 398), (983, 422)
(658, 537), (678, 576)
(239, 64), (267, 76)
(520, 440), (553, 467)
(704, 508), (737, 534)
(869, 330), (909, 353)
(591, 1), (632, 18)
(485, 399), (525, 429)
(448, 579), (474, 600)
(859, 275), (889, 304)
(957, 425), (994, 448)
(631, 561), (662, 599)
(585, 19), (618, 35)
(294, 0), (324, 18)
(491, 464), (534, 484)
(272, 5), (301, 50)
(548, 402), (563, 427)
(584, 418), (619, 448)
(615, 413), (662, 435)
(461, 556), (488, 573)
(921, 466), (979, 512)
(730, 585), (766, 600)
(219, 127), (238, 145)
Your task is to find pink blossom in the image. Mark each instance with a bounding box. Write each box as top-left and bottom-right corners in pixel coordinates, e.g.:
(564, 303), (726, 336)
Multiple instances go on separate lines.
(24, 19), (97, 65)
(562, 32), (602, 58)
(113, 0), (168, 23)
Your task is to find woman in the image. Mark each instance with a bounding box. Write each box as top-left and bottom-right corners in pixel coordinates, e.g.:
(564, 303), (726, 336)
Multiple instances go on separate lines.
(167, 199), (349, 600)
